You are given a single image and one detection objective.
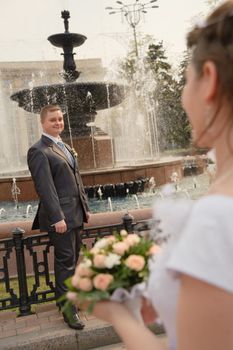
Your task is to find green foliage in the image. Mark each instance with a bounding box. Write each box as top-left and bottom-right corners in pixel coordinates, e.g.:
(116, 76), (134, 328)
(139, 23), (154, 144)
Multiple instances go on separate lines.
(128, 238), (152, 256)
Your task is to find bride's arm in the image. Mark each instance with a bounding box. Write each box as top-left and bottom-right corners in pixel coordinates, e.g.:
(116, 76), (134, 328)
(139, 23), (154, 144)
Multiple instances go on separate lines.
(92, 301), (166, 350)
(177, 274), (233, 350)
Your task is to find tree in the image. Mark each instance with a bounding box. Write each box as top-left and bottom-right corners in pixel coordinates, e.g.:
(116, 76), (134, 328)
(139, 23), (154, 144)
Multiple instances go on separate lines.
(115, 36), (191, 151)
(157, 50), (191, 149)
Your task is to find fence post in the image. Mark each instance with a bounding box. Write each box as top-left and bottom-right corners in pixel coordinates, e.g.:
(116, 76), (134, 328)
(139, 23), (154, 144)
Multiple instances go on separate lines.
(13, 227), (32, 316)
(122, 212), (134, 233)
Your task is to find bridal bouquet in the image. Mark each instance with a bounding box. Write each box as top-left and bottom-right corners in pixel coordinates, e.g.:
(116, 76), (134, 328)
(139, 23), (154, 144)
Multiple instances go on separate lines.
(62, 229), (161, 316)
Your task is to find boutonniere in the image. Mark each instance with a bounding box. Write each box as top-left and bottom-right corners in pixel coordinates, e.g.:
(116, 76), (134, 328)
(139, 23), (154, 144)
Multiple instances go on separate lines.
(70, 148), (78, 158)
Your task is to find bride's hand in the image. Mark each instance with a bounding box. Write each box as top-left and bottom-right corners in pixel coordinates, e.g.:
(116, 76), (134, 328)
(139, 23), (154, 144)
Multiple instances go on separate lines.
(79, 299), (130, 324)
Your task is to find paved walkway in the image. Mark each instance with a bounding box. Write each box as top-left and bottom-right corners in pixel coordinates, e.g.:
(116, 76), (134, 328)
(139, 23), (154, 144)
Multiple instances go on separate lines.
(0, 303), (165, 349)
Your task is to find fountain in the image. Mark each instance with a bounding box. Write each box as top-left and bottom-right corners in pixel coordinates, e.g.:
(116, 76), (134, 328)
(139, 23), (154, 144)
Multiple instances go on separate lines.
(0, 208), (6, 219)
(11, 178), (20, 209)
(25, 204), (33, 218)
(133, 194), (140, 209)
(0, 8), (205, 206)
(10, 10), (126, 171)
(148, 176), (156, 193)
(97, 186), (103, 200)
(107, 197), (113, 212)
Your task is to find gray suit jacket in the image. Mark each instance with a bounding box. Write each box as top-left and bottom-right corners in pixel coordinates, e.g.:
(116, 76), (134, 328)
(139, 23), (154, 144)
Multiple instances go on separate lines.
(27, 135), (89, 232)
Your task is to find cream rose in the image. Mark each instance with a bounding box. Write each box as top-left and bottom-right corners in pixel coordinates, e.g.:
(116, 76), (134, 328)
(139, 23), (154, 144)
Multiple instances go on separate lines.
(75, 263), (94, 277)
(112, 241), (129, 256)
(93, 273), (113, 291)
(125, 234), (140, 247)
(80, 258), (92, 268)
(93, 254), (106, 268)
(125, 255), (145, 271)
(94, 238), (109, 250)
(120, 229), (128, 237)
(148, 244), (161, 256)
(107, 235), (117, 243)
(90, 247), (100, 254)
(77, 277), (93, 292)
(71, 274), (80, 289)
(105, 253), (121, 268)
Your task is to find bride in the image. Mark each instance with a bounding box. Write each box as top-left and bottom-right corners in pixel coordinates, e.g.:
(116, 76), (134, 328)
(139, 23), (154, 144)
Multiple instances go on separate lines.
(83, 1), (233, 349)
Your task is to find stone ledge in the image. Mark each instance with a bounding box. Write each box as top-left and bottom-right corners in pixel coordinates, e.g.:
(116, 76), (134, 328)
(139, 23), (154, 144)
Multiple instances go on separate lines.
(0, 318), (164, 350)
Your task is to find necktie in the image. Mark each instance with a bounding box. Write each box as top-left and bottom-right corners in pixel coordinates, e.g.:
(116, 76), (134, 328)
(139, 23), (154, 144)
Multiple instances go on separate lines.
(57, 141), (74, 167)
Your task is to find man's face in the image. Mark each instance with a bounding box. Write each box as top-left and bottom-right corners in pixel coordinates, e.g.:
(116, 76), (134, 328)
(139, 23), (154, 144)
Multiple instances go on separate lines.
(42, 109), (64, 137)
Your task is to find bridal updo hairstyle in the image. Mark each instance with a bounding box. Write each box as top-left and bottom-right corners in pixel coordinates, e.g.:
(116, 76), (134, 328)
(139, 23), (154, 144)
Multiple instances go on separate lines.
(187, 1), (233, 104)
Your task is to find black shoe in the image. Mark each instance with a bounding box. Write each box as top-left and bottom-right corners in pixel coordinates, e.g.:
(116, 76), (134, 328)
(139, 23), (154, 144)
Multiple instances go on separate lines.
(57, 300), (85, 330)
(57, 301), (81, 312)
(62, 311), (85, 330)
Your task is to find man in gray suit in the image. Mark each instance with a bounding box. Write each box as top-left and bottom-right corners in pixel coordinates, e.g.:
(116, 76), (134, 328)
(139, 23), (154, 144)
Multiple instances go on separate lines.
(27, 104), (90, 330)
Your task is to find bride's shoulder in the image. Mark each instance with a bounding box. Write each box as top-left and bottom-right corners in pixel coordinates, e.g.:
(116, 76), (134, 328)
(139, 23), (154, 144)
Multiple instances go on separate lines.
(192, 194), (233, 214)
(151, 194), (230, 243)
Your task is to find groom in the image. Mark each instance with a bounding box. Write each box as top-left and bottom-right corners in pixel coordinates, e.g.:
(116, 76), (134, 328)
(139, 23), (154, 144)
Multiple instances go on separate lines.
(27, 104), (90, 329)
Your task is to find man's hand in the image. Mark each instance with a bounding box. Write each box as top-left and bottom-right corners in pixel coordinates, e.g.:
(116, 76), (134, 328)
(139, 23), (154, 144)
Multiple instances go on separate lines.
(86, 211), (91, 222)
(54, 219), (67, 234)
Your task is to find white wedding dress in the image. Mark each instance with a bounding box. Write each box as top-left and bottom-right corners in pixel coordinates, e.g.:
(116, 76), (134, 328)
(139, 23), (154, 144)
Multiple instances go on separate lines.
(147, 195), (233, 350)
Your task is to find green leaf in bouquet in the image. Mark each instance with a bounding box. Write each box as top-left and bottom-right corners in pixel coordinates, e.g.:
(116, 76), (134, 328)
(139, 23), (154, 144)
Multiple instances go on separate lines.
(79, 289), (110, 301)
(108, 279), (130, 292)
(83, 251), (93, 259)
(91, 266), (110, 274)
(128, 239), (153, 256)
(116, 264), (137, 278)
(78, 290), (111, 314)
(138, 268), (149, 280)
(57, 293), (68, 305)
(64, 277), (72, 289)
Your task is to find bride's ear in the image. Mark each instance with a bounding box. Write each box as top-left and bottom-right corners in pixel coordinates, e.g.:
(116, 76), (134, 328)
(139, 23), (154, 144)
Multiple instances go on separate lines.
(201, 61), (218, 103)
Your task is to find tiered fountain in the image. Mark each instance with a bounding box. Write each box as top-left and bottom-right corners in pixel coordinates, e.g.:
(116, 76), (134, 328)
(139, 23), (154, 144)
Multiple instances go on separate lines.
(10, 10), (126, 171)
(0, 9), (186, 204)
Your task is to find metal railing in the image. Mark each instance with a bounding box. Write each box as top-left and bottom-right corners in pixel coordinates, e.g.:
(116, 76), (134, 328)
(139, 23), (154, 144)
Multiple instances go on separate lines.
(0, 213), (151, 316)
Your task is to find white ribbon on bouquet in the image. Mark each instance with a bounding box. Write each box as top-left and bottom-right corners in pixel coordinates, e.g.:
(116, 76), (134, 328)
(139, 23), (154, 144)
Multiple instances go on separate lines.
(110, 282), (147, 323)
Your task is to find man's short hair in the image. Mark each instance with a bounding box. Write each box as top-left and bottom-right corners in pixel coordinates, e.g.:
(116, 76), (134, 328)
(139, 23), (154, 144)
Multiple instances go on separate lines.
(40, 104), (62, 122)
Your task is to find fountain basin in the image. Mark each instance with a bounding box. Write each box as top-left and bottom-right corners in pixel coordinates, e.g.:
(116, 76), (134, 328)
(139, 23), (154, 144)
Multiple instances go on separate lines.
(48, 32), (87, 48)
(0, 208), (153, 239)
(0, 172), (210, 223)
(10, 81), (126, 114)
(0, 158), (185, 202)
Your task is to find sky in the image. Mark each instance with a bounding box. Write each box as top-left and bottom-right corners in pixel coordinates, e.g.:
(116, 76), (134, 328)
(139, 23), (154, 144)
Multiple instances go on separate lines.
(0, 0), (213, 69)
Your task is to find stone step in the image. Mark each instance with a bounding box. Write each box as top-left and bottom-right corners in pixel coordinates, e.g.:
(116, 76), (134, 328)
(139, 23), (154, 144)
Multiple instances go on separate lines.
(82, 323), (165, 350)
(92, 334), (167, 350)
(0, 303), (165, 350)
(93, 344), (125, 350)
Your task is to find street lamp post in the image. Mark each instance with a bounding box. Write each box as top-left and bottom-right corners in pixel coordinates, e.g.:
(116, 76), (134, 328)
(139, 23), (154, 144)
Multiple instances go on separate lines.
(105, 0), (159, 57)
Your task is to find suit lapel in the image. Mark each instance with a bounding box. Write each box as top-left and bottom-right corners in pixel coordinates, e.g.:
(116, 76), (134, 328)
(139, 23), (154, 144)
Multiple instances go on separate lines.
(65, 143), (77, 169)
(41, 135), (75, 169)
(52, 143), (71, 164)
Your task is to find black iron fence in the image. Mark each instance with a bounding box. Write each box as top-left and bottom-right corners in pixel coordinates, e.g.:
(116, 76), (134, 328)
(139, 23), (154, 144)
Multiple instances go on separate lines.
(0, 213), (151, 316)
